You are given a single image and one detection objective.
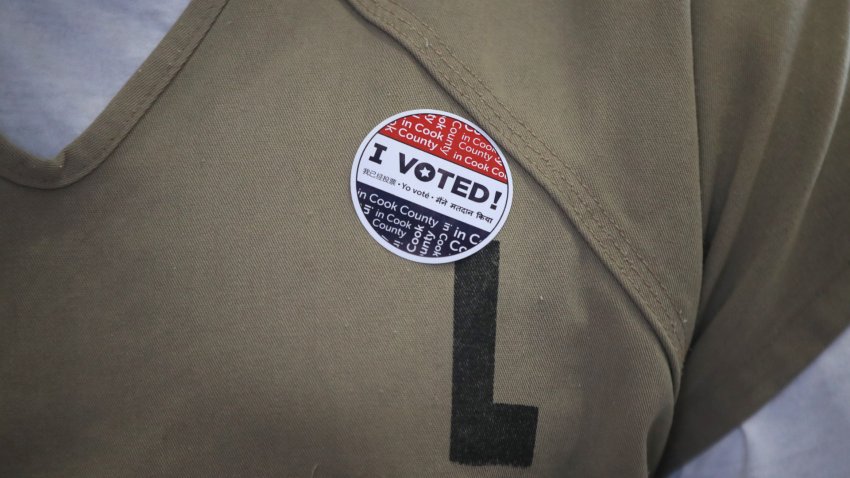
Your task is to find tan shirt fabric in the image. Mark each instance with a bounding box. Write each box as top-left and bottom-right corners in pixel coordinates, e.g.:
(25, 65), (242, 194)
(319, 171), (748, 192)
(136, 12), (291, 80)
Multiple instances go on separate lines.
(1, 1), (847, 476)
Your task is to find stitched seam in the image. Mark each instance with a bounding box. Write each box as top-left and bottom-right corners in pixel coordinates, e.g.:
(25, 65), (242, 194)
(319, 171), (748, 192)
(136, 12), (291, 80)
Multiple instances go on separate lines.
(62, 0), (225, 186)
(383, 0), (683, 327)
(369, 0), (683, 351)
(369, 0), (682, 354)
(360, 0), (684, 356)
(20, 0), (226, 189)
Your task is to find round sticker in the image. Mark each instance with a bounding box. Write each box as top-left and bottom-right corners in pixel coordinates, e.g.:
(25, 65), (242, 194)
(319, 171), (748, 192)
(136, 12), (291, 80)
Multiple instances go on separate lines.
(350, 109), (513, 264)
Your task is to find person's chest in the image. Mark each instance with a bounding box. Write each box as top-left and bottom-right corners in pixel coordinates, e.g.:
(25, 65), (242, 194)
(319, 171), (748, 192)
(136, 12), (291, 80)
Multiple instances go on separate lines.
(0, 1), (702, 475)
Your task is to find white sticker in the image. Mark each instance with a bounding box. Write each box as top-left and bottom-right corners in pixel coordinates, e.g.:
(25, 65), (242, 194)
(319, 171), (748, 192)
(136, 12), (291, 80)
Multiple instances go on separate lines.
(350, 109), (513, 264)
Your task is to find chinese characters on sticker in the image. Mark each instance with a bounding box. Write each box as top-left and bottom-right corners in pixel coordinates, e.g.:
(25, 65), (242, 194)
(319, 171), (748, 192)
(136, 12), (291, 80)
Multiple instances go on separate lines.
(350, 110), (513, 264)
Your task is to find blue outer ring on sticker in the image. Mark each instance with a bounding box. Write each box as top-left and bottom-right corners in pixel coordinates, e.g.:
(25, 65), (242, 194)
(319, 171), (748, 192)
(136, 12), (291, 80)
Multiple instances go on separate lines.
(350, 109), (513, 264)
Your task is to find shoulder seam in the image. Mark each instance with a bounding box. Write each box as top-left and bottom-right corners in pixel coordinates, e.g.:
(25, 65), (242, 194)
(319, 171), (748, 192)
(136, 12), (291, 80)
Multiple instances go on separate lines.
(347, 0), (688, 387)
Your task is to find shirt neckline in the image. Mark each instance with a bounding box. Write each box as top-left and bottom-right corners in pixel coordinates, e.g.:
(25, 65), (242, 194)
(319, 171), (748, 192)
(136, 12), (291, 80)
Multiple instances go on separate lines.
(0, 0), (228, 189)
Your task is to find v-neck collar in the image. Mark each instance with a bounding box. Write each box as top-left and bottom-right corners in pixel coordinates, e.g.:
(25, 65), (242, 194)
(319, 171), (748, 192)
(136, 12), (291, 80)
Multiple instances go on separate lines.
(0, 0), (228, 189)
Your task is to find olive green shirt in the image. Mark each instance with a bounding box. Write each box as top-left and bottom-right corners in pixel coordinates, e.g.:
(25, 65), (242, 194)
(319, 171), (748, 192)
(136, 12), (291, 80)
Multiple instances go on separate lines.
(2, 1), (848, 476)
